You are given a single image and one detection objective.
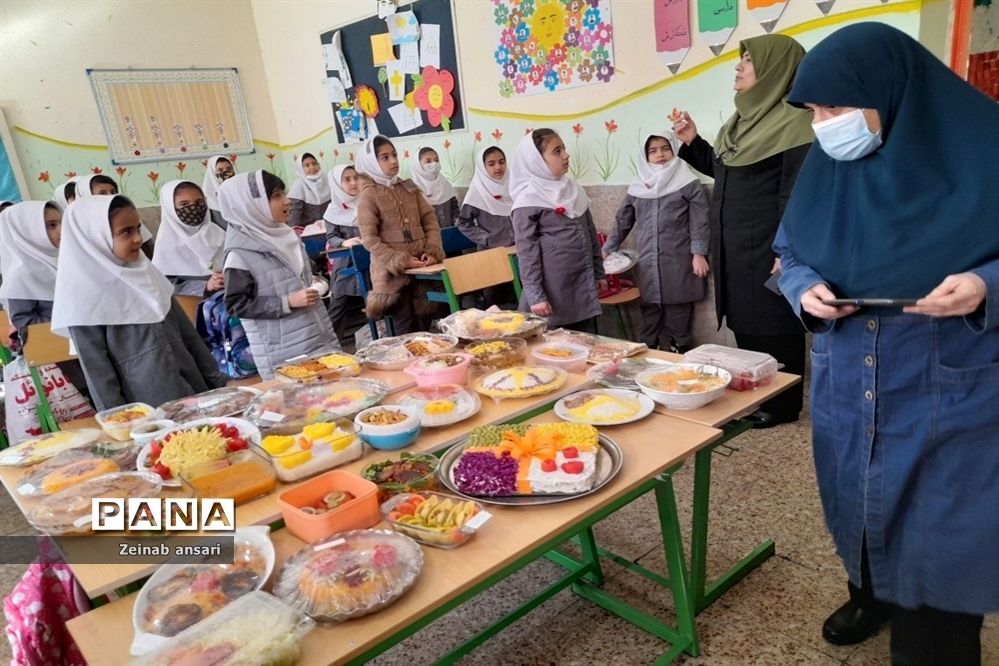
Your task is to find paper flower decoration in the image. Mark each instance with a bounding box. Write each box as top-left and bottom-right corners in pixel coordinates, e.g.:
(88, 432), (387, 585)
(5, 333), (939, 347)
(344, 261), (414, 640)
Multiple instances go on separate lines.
(355, 85), (380, 118)
(413, 66), (456, 130)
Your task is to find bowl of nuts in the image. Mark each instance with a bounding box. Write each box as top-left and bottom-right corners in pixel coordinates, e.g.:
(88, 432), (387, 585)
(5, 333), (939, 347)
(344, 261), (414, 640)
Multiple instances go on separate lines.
(353, 406), (422, 450)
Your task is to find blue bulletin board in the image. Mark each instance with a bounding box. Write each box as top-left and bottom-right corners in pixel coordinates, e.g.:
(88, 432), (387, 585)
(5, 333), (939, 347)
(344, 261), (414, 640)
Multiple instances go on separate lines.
(0, 110), (25, 203)
(319, 0), (466, 144)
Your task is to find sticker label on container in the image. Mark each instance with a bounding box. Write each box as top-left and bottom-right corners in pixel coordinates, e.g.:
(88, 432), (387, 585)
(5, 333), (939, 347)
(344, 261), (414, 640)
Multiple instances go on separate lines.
(464, 510), (492, 530)
(16, 483), (34, 495)
(260, 411), (287, 423)
(73, 514), (93, 529)
(314, 537), (346, 552)
(284, 354), (309, 363)
(197, 396), (226, 409)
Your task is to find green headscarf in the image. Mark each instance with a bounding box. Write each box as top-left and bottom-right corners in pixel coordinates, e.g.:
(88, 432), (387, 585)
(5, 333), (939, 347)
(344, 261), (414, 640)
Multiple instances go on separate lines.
(713, 34), (814, 167)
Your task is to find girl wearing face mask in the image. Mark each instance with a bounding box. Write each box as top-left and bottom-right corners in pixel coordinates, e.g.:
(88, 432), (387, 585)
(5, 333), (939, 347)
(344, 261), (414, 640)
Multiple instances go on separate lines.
(604, 133), (710, 352)
(672, 33), (813, 428)
(355, 136), (445, 334)
(774, 24), (999, 663)
(323, 164), (363, 343)
(221, 171), (339, 379)
(202, 155), (236, 229)
(410, 147), (457, 228)
(50, 196), (227, 410)
(152, 181), (226, 296)
(510, 129), (606, 333)
(287, 152), (331, 237)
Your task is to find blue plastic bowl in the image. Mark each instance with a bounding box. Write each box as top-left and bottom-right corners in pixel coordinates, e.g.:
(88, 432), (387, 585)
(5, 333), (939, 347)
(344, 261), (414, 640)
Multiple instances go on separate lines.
(360, 425), (421, 450)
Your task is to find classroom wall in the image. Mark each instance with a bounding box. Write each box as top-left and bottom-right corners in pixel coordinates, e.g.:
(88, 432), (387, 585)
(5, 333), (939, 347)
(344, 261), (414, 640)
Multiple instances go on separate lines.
(2, 0), (928, 206)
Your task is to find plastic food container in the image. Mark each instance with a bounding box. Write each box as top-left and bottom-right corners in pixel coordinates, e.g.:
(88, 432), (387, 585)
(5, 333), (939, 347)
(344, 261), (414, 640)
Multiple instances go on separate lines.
(129, 420), (176, 447)
(180, 448), (276, 504)
(274, 351), (362, 384)
(137, 417), (261, 486)
(277, 470), (380, 543)
(682, 344), (779, 391)
(635, 364), (732, 411)
(586, 358), (671, 390)
(436, 308), (547, 340)
(243, 379), (389, 431)
(26, 471), (163, 535)
(130, 591), (315, 666)
(96, 402), (160, 441)
(361, 452), (439, 503)
(543, 329), (648, 363)
(464, 337), (528, 376)
(0, 429), (107, 467)
(354, 406), (421, 450)
(403, 352), (473, 387)
(273, 529), (424, 622)
(157, 387), (261, 423)
(381, 491), (487, 548)
(398, 385), (482, 428)
(531, 343), (590, 373)
(16, 442), (140, 497)
(357, 333), (459, 371)
(258, 420), (363, 482)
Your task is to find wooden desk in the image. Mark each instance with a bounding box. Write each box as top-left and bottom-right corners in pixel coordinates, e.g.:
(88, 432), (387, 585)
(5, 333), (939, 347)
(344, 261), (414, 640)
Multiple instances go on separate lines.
(403, 263), (445, 276)
(67, 413), (722, 665)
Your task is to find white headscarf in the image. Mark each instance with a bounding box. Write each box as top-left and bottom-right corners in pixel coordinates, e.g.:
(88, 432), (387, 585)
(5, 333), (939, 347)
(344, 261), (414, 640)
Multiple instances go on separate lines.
(409, 149), (456, 206)
(509, 132), (589, 217)
(51, 196), (174, 336)
(52, 179), (79, 211)
(202, 155), (234, 212)
(287, 154), (331, 205)
(462, 147), (512, 216)
(627, 133), (700, 200)
(152, 180), (226, 277)
(355, 135), (400, 187)
(0, 201), (60, 301)
(323, 165), (359, 227)
(72, 174), (97, 199)
(219, 171), (305, 277)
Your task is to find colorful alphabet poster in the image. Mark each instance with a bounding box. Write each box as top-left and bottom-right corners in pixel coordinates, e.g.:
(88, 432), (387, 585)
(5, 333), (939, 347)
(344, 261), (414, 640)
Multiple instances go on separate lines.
(492, 0), (616, 97)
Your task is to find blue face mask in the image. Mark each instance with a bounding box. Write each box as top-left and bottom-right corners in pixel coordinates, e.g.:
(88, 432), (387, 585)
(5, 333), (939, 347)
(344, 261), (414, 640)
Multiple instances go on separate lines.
(812, 108), (882, 161)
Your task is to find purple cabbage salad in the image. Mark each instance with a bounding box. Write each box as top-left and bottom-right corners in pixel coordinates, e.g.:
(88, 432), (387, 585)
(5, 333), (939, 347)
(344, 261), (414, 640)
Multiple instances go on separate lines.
(453, 451), (519, 496)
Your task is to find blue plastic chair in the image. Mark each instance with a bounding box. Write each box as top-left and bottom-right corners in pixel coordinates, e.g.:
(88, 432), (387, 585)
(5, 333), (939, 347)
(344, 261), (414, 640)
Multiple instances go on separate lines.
(348, 245), (394, 339)
(441, 226), (476, 257)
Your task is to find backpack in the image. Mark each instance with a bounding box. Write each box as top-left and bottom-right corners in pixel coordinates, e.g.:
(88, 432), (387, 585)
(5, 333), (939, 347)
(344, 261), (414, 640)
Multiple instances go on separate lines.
(195, 292), (257, 379)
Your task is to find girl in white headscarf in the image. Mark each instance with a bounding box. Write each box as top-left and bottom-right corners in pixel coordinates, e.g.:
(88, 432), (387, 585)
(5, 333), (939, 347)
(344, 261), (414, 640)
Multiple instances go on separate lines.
(510, 129), (605, 331)
(458, 146), (514, 250)
(50, 195), (226, 410)
(67, 174), (156, 257)
(0, 201), (61, 339)
(152, 180), (226, 296)
(603, 132), (710, 351)
(220, 170), (339, 379)
(323, 164), (363, 342)
(287, 152), (331, 236)
(52, 180), (77, 211)
(202, 155), (236, 228)
(410, 147), (457, 228)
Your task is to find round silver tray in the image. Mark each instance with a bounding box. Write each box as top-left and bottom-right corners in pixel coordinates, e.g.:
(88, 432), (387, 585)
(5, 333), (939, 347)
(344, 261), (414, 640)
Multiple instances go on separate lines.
(436, 433), (624, 506)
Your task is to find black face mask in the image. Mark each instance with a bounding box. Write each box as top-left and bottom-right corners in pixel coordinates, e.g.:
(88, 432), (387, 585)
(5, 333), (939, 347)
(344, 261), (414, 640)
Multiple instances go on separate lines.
(176, 202), (208, 226)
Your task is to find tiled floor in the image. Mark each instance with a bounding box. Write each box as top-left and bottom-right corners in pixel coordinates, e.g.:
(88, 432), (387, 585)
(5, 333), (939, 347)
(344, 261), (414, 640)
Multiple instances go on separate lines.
(1, 409), (996, 664)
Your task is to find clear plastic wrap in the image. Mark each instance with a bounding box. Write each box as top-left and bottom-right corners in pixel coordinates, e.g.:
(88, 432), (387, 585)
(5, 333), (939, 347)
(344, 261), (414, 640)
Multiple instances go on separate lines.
(243, 379), (389, 430)
(381, 492), (487, 548)
(531, 342), (590, 373)
(136, 418), (261, 486)
(436, 309), (547, 341)
(542, 329), (648, 363)
(15, 441), (141, 496)
(273, 529), (424, 622)
(96, 402), (161, 441)
(258, 420), (364, 482)
(0, 428), (106, 467)
(682, 344), (779, 391)
(586, 358), (671, 390)
(471, 366), (568, 400)
(157, 387), (261, 423)
(463, 337), (528, 376)
(26, 471), (163, 535)
(130, 591), (314, 666)
(357, 333), (459, 371)
(273, 351), (362, 383)
(398, 385), (481, 427)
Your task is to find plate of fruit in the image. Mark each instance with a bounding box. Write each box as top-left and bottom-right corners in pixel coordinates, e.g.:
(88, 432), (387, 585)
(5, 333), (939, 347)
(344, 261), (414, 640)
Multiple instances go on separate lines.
(380, 492), (487, 548)
(138, 418), (261, 487)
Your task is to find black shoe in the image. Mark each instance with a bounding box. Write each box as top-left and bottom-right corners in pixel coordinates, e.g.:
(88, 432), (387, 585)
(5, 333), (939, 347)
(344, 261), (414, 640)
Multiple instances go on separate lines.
(822, 598), (890, 646)
(745, 409), (799, 429)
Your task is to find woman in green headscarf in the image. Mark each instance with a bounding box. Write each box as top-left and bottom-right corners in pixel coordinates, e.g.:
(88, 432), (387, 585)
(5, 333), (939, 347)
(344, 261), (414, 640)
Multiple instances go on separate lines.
(672, 34), (813, 428)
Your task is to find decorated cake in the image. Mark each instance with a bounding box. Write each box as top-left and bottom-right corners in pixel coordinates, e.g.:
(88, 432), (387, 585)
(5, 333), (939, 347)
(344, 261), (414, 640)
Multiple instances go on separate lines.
(472, 366), (567, 399)
(437, 309), (547, 340)
(452, 423), (601, 496)
(274, 352), (361, 383)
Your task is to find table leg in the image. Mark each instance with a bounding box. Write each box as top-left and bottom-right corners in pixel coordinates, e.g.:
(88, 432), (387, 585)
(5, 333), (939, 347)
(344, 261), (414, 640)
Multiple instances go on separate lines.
(690, 419), (775, 613)
(438, 270), (461, 313)
(29, 365), (58, 433)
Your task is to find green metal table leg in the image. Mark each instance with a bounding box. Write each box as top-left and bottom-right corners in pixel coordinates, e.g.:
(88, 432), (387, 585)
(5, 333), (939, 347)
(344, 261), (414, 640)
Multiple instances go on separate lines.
(656, 469), (699, 657)
(508, 255), (522, 301)
(29, 365), (58, 433)
(437, 269), (462, 313)
(575, 527), (604, 586)
(690, 419), (774, 613)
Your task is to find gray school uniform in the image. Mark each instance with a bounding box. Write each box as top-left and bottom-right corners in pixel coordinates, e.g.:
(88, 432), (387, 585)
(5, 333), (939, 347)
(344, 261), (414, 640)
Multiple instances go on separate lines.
(603, 181), (710, 305)
(223, 225), (339, 379)
(432, 197), (458, 228)
(166, 276), (210, 297)
(68, 300), (228, 411)
(288, 199), (330, 231)
(513, 207), (604, 327)
(456, 204), (514, 249)
(209, 209), (228, 230)
(6, 299), (53, 339)
(324, 222), (361, 343)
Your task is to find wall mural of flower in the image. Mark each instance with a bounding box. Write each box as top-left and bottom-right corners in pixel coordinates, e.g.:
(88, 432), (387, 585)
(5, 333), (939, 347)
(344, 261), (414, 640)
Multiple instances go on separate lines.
(493, 0), (615, 96)
(37, 171), (50, 183)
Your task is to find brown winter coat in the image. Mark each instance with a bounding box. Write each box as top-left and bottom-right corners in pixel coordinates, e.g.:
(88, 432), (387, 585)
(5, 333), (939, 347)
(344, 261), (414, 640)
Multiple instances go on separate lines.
(356, 175), (445, 318)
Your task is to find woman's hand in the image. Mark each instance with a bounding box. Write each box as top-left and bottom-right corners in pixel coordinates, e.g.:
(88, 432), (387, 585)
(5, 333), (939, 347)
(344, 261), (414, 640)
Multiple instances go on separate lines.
(801, 283), (858, 321)
(904, 273), (987, 317)
(288, 289), (320, 309)
(692, 254), (710, 278)
(406, 256), (426, 269)
(342, 237), (363, 248)
(419, 253), (435, 267)
(531, 301), (553, 317)
(672, 111), (698, 146)
(206, 271), (225, 292)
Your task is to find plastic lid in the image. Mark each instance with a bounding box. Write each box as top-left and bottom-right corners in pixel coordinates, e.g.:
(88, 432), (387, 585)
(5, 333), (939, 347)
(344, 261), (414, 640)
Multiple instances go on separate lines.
(436, 309), (547, 340)
(543, 329), (648, 363)
(0, 428), (106, 467)
(16, 442), (140, 497)
(358, 333), (458, 368)
(27, 471), (163, 534)
(157, 387), (260, 423)
(243, 379), (389, 429)
(682, 344), (779, 377)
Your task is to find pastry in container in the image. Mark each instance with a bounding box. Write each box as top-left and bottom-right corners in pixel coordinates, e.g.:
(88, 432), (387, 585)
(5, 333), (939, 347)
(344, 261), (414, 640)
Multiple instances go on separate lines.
(0, 429), (107, 467)
(96, 402), (161, 441)
(243, 379), (389, 431)
(129, 591), (315, 666)
(682, 344), (779, 391)
(531, 342), (590, 373)
(16, 441), (140, 497)
(543, 328), (648, 363)
(357, 333), (459, 371)
(464, 337), (528, 376)
(156, 387), (261, 423)
(273, 529), (424, 622)
(258, 420), (363, 482)
(361, 452), (439, 503)
(274, 351), (361, 383)
(26, 471), (163, 535)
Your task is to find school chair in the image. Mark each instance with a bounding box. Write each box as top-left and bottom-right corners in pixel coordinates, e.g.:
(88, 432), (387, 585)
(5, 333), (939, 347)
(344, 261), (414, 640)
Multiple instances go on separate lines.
(348, 244), (395, 339)
(174, 295), (203, 325)
(598, 287), (641, 341)
(441, 226), (476, 257)
(301, 233), (327, 258)
(425, 247), (518, 313)
(22, 323), (75, 433)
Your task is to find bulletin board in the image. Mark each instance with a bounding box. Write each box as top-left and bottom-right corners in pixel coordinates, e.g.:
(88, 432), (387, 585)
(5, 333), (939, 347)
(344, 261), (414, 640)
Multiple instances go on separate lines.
(319, 0), (466, 144)
(87, 68), (255, 164)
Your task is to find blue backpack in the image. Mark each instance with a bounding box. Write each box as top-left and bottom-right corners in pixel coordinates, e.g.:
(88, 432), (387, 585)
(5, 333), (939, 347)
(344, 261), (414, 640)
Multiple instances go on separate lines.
(195, 292), (257, 379)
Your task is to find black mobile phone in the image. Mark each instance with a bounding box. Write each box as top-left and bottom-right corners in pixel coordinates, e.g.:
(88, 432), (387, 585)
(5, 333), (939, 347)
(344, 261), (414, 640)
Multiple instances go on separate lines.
(822, 298), (919, 307)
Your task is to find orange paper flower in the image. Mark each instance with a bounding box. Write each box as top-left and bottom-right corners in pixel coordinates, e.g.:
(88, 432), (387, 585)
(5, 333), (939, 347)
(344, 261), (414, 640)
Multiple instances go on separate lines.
(37, 171), (50, 183)
(413, 66), (455, 129)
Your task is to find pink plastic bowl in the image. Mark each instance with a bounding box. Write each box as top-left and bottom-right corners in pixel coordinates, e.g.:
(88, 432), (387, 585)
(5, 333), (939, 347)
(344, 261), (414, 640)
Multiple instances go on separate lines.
(403, 353), (473, 387)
